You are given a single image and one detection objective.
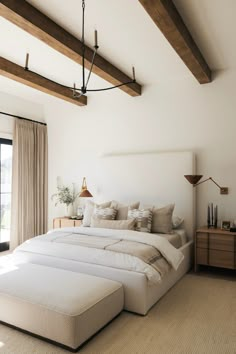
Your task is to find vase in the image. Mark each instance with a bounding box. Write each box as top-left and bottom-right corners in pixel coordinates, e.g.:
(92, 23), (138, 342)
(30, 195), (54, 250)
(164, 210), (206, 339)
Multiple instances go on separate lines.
(65, 204), (73, 217)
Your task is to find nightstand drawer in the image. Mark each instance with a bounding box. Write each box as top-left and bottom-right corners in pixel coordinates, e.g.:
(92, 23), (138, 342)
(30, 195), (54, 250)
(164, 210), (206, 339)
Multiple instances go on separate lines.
(60, 219), (75, 228)
(196, 233), (208, 248)
(209, 234), (234, 252)
(209, 250), (234, 269)
(75, 220), (82, 227)
(53, 219), (61, 228)
(196, 248), (208, 265)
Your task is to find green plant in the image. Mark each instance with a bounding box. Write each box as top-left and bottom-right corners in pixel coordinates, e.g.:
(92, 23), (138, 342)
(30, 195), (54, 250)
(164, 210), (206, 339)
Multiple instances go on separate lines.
(51, 184), (78, 206)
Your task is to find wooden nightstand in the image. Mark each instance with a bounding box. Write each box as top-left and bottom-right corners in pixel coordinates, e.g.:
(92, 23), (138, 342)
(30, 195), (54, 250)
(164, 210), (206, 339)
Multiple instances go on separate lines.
(53, 217), (83, 229)
(195, 227), (236, 272)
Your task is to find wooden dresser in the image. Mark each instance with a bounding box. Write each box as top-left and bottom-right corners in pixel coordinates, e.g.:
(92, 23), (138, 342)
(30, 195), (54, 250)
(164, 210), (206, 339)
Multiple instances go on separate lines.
(53, 217), (83, 229)
(195, 227), (236, 272)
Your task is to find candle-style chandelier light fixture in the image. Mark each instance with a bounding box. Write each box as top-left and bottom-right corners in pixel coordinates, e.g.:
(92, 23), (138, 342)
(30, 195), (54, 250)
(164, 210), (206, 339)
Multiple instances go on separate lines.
(24, 0), (136, 98)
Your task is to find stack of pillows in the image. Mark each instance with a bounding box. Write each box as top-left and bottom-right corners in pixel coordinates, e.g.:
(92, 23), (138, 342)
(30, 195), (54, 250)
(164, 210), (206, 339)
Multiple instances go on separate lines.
(82, 200), (184, 234)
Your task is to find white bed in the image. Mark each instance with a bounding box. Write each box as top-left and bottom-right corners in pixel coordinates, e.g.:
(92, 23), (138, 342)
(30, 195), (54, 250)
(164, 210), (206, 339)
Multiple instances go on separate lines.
(13, 151), (195, 315)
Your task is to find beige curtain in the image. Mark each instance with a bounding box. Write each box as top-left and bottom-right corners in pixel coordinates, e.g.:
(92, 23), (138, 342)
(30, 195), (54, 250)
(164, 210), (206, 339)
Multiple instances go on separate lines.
(10, 119), (48, 250)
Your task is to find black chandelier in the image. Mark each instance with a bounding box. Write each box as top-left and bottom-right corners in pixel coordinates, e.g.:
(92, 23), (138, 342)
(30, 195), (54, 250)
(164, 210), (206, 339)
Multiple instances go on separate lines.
(24, 0), (136, 98)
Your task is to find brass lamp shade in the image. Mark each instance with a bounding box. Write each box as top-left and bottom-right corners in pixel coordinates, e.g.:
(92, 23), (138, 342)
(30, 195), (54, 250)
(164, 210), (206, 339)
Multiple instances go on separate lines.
(184, 175), (203, 185)
(80, 189), (93, 197)
(79, 177), (93, 197)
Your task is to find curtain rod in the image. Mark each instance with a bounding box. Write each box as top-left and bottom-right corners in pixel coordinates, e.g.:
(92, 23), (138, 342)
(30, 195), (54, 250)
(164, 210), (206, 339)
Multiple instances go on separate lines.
(0, 111), (47, 126)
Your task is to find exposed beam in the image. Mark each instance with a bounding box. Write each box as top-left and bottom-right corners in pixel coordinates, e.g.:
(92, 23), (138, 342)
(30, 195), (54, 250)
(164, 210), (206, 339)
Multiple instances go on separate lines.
(0, 0), (142, 96)
(139, 0), (212, 84)
(0, 56), (87, 106)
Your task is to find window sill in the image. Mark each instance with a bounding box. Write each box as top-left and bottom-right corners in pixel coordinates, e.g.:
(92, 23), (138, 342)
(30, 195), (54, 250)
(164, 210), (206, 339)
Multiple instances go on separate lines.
(0, 250), (11, 257)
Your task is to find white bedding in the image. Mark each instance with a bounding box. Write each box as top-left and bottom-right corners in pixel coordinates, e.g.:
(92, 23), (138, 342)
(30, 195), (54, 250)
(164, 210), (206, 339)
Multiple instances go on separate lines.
(14, 227), (184, 285)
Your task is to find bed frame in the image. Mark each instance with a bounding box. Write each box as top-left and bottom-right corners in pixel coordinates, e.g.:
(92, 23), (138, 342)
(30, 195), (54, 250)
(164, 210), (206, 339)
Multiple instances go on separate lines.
(14, 151), (196, 315)
(16, 240), (192, 315)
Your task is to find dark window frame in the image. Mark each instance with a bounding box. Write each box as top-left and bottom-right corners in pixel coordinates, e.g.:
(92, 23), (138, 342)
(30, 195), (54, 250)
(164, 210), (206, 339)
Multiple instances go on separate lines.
(0, 138), (12, 252)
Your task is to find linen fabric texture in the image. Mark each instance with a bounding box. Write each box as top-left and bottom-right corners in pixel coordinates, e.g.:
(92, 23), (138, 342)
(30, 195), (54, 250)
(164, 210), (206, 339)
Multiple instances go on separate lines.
(90, 218), (136, 230)
(151, 204), (175, 234)
(128, 208), (153, 233)
(110, 201), (140, 220)
(93, 207), (117, 221)
(10, 119), (48, 250)
(82, 200), (111, 226)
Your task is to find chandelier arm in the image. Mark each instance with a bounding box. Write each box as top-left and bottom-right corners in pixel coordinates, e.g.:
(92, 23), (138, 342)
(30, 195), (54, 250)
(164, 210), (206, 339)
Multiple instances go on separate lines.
(85, 49), (97, 89)
(86, 81), (136, 92)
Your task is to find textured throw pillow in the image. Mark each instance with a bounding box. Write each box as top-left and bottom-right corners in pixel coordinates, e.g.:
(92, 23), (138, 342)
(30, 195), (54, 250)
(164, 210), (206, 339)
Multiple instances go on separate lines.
(82, 200), (111, 227)
(90, 218), (136, 230)
(111, 201), (140, 220)
(172, 215), (184, 229)
(93, 206), (117, 221)
(152, 204), (175, 234)
(128, 208), (153, 233)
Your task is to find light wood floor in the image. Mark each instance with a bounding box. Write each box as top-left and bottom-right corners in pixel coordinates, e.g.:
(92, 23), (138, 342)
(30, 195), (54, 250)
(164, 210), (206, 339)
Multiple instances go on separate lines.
(0, 270), (235, 354)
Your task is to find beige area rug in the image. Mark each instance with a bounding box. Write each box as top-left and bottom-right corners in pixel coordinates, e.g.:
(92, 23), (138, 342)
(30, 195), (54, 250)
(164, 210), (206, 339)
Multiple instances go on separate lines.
(0, 272), (235, 354)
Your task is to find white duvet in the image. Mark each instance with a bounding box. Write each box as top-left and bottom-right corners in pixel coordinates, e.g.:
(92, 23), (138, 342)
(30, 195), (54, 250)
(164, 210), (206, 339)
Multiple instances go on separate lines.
(14, 227), (184, 284)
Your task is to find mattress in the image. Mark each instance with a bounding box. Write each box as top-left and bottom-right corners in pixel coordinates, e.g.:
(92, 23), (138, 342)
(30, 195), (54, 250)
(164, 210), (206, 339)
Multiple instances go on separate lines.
(152, 229), (187, 249)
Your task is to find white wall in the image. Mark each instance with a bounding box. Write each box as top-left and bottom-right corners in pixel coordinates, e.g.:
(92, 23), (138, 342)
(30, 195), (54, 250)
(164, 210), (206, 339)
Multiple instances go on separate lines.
(0, 91), (45, 140)
(1, 68), (236, 232)
(45, 68), (236, 229)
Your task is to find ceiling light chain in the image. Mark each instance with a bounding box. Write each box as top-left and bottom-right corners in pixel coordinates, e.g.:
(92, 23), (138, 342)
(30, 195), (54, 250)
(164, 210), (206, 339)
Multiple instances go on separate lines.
(24, 0), (136, 98)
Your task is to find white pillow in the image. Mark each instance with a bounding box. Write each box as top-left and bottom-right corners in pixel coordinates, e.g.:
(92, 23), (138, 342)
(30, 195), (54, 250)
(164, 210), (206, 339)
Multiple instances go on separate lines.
(172, 215), (184, 229)
(128, 208), (153, 233)
(111, 201), (140, 220)
(91, 218), (135, 230)
(82, 200), (111, 227)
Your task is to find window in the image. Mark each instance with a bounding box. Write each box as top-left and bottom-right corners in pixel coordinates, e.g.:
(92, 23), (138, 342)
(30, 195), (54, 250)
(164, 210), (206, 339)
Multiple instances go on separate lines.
(0, 138), (12, 252)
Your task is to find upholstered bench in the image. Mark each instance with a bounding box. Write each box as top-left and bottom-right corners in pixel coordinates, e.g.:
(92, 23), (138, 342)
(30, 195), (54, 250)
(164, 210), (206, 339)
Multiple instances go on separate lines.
(0, 263), (124, 351)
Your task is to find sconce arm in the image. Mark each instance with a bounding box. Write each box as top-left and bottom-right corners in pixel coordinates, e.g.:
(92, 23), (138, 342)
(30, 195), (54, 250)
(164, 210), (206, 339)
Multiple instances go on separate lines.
(194, 177), (228, 194)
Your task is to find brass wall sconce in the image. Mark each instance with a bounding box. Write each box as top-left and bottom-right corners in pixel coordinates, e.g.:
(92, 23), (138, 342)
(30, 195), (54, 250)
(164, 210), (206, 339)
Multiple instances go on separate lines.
(184, 175), (228, 195)
(79, 177), (93, 197)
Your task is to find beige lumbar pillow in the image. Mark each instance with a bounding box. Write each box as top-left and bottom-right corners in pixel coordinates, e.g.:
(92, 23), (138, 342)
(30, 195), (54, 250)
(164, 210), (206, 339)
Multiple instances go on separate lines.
(128, 208), (153, 233)
(151, 204), (175, 234)
(91, 218), (136, 230)
(111, 201), (140, 220)
(82, 200), (111, 227)
(93, 206), (117, 221)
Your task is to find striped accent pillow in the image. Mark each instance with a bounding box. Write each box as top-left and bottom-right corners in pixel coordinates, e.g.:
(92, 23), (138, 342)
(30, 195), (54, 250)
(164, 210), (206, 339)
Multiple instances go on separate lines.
(128, 208), (153, 233)
(93, 207), (117, 221)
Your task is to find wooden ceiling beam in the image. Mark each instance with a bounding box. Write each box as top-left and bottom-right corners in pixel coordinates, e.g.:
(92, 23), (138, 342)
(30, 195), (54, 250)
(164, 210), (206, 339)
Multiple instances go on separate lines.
(0, 56), (87, 106)
(0, 0), (142, 96)
(139, 0), (212, 84)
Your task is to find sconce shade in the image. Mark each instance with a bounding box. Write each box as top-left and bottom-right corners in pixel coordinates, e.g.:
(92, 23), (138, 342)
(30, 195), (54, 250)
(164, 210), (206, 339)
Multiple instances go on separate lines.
(79, 189), (93, 197)
(184, 175), (203, 185)
(79, 177), (93, 197)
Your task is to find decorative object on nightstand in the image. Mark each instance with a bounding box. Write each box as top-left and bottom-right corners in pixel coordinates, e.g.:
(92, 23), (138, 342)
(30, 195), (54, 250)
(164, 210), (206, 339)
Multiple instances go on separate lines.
(77, 206), (84, 218)
(207, 203), (218, 228)
(184, 175), (228, 194)
(51, 183), (79, 217)
(195, 227), (236, 272)
(221, 221), (231, 231)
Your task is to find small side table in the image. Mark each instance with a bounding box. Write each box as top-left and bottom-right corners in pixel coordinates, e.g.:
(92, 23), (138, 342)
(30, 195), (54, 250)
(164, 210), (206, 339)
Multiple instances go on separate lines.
(195, 227), (236, 272)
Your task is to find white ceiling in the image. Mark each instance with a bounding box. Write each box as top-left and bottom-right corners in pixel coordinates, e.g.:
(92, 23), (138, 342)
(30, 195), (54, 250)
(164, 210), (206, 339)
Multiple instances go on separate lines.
(0, 0), (236, 104)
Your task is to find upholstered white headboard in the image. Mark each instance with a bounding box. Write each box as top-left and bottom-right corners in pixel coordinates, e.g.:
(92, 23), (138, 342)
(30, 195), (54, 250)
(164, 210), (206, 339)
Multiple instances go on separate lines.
(95, 151), (196, 239)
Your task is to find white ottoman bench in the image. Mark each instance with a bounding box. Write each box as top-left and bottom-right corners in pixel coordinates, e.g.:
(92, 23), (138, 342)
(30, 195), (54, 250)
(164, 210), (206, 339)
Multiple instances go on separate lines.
(0, 263), (124, 351)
